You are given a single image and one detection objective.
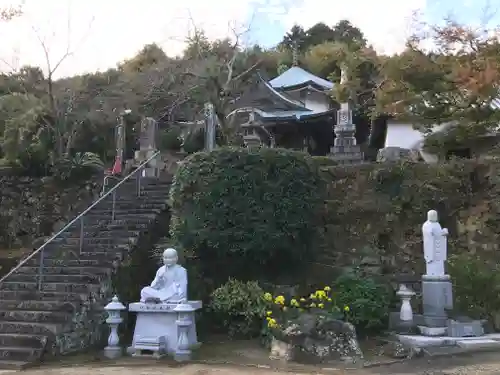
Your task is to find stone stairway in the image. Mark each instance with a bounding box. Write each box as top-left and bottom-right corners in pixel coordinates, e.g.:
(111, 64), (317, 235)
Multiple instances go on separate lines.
(0, 176), (172, 369)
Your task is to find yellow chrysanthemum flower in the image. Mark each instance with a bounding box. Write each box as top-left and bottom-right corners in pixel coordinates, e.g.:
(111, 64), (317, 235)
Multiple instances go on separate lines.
(327, 298), (332, 302)
(324, 286), (331, 292)
(300, 298), (306, 302)
(274, 295), (285, 305)
(263, 293), (273, 302)
(290, 298), (299, 307)
(310, 303), (317, 308)
(318, 303), (324, 308)
(268, 318), (278, 328)
(315, 290), (326, 300)
(266, 316), (271, 321)
(266, 311), (272, 316)
(310, 293), (316, 300)
(344, 305), (350, 312)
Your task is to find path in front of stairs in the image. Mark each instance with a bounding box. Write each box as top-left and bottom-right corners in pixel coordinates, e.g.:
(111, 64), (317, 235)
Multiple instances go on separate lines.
(8, 351), (500, 375)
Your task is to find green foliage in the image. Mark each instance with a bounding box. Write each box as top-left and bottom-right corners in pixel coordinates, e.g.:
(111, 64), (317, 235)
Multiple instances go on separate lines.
(53, 152), (104, 182)
(448, 253), (500, 320)
(182, 130), (205, 154)
(160, 127), (183, 151)
(170, 147), (325, 283)
(209, 279), (267, 337)
(333, 273), (391, 333)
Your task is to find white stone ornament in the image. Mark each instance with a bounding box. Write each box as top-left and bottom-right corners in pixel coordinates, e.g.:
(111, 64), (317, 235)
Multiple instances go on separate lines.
(104, 295), (126, 359)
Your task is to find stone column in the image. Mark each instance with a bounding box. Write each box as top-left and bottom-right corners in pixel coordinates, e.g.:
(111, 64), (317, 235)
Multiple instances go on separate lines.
(134, 117), (159, 177)
(103, 295), (126, 359)
(421, 274), (453, 330)
(204, 103), (216, 152)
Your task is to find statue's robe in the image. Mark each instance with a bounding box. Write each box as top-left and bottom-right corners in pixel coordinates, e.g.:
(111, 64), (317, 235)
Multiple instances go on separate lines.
(140, 264), (187, 303)
(422, 220), (447, 276)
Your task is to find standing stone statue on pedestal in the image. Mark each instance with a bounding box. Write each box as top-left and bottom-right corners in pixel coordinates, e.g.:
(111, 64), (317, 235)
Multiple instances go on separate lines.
(420, 210), (453, 335)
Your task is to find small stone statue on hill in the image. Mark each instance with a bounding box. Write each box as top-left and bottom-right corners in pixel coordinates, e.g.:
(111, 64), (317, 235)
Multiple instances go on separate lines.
(140, 248), (187, 303)
(422, 210), (449, 277)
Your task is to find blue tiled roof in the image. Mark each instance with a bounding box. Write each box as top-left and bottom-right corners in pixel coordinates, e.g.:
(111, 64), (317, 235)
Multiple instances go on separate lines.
(253, 108), (335, 121)
(269, 67), (334, 91)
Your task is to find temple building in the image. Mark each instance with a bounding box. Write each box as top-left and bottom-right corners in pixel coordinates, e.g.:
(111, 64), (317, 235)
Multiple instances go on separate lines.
(227, 66), (338, 155)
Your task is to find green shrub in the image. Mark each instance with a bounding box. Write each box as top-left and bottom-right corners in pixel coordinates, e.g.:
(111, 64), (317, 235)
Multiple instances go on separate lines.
(182, 129), (205, 154)
(312, 156), (337, 167)
(160, 127), (182, 151)
(449, 253), (500, 320)
(209, 279), (267, 338)
(170, 147), (325, 283)
(53, 152), (104, 183)
(334, 273), (391, 334)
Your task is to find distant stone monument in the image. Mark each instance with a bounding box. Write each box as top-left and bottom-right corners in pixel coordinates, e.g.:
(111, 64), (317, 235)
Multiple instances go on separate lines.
(129, 248), (202, 360)
(328, 65), (363, 164)
(134, 117), (159, 177)
(204, 103), (216, 151)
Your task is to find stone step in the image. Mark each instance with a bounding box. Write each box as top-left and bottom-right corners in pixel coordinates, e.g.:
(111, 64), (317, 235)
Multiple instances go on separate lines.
(88, 208), (163, 216)
(0, 281), (99, 294)
(0, 290), (83, 302)
(63, 222), (150, 232)
(84, 213), (157, 220)
(0, 359), (30, 370)
(105, 194), (170, 208)
(0, 310), (72, 324)
(0, 334), (46, 349)
(25, 258), (115, 268)
(0, 346), (42, 363)
(64, 230), (141, 238)
(8, 273), (102, 284)
(50, 237), (136, 246)
(17, 266), (112, 277)
(96, 202), (168, 210)
(0, 300), (78, 312)
(41, 249), (125, 261)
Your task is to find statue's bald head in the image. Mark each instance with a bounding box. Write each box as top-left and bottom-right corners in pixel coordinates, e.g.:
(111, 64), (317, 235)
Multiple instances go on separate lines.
(427, 210), (438, 222)
(163, 248), (178, 266)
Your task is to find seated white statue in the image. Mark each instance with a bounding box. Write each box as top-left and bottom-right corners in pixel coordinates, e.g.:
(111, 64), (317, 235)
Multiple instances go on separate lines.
(140, 248), (188, 303)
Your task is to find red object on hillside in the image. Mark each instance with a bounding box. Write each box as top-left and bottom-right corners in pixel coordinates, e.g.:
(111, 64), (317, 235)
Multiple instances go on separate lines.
(111, 156), (122, 175)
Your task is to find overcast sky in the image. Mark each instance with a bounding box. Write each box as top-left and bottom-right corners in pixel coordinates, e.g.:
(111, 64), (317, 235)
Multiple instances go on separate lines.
(0, 0), (498, 78)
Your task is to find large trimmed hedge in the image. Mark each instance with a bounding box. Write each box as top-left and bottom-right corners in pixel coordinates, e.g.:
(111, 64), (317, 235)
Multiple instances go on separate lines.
(170, 147), (325, 283)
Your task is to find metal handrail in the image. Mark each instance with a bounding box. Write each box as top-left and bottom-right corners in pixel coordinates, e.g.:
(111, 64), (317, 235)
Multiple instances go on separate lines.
(101, 175), (121, 196)
(0, 150), (161, 289)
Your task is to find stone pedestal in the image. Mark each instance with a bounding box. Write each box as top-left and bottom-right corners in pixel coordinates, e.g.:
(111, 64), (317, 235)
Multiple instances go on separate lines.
(421, 274), (452, 330)
(134, 149), (159, 177)
(128, 301), (202, 357)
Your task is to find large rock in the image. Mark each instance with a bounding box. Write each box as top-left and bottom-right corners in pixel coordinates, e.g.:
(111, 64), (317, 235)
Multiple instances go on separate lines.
(377, 147), (419, 163)
(269, 313), (363, 363)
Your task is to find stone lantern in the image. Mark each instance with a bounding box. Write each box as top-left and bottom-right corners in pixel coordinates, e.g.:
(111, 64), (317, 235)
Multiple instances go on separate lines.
(173, 303), (196, 362)
(104, 295), (126, 359)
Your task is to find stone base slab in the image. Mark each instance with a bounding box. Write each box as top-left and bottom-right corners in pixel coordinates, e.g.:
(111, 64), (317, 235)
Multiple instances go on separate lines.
(397, 333), (500, 348)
